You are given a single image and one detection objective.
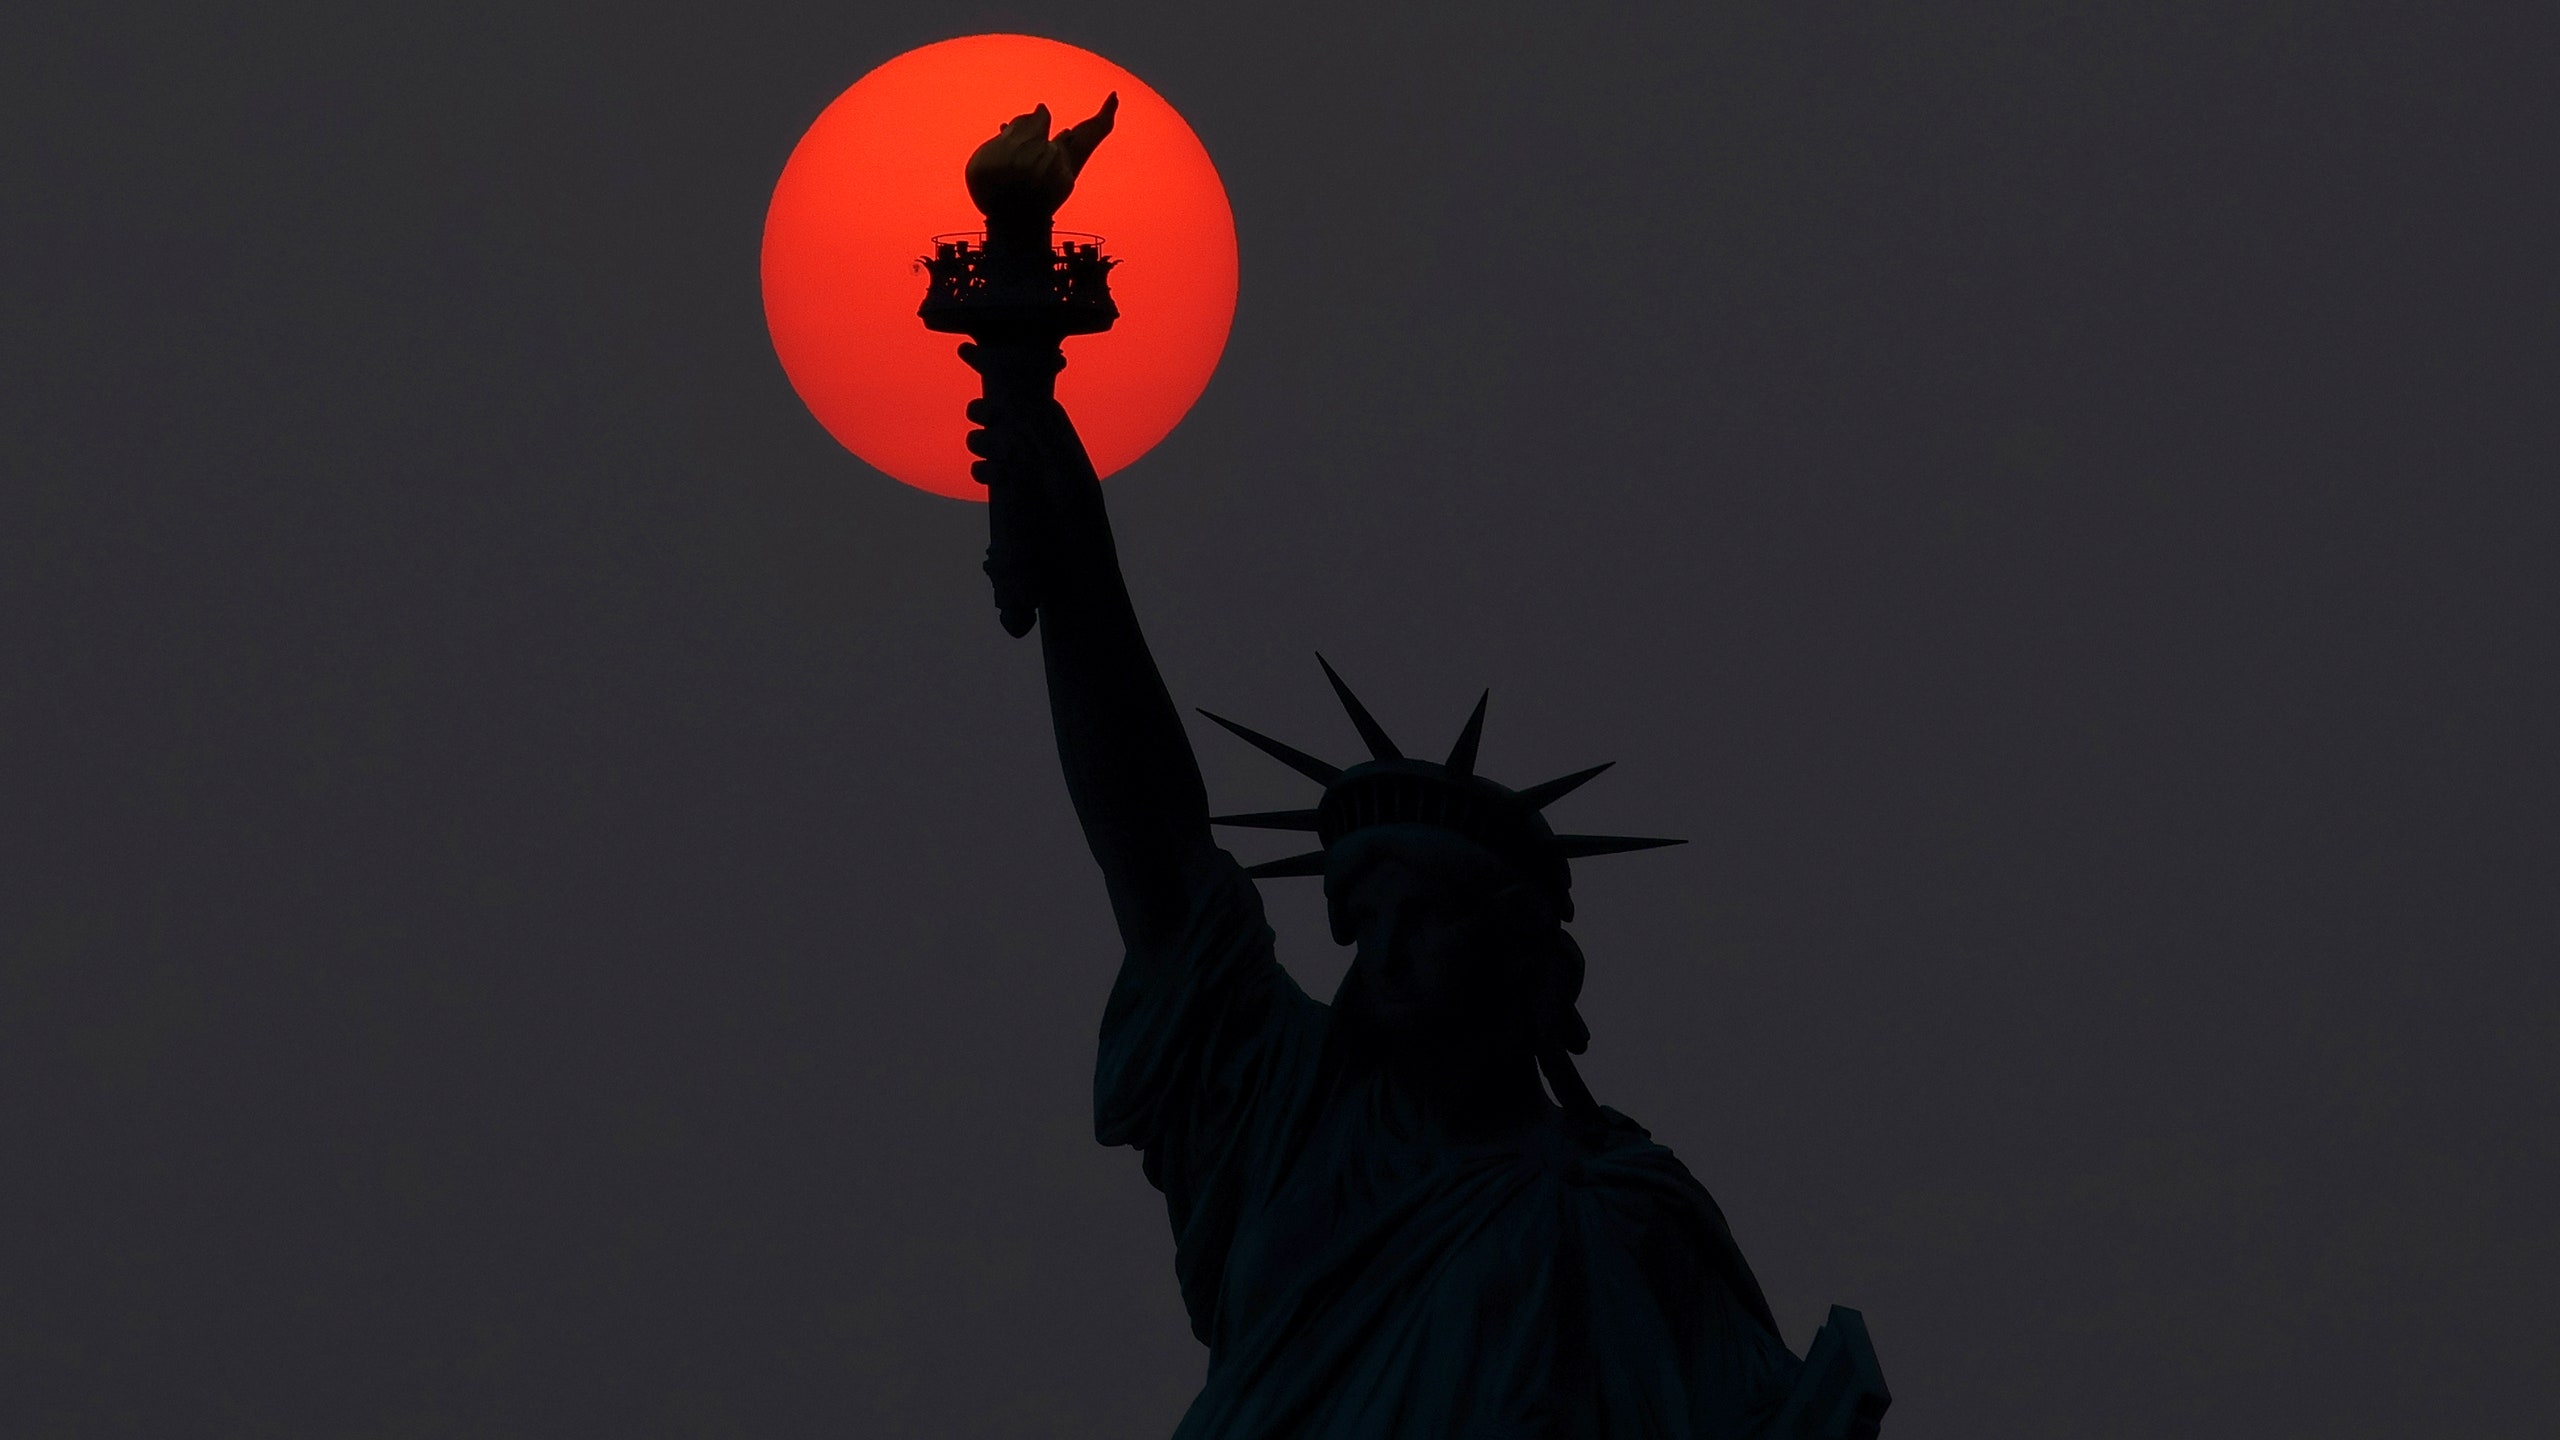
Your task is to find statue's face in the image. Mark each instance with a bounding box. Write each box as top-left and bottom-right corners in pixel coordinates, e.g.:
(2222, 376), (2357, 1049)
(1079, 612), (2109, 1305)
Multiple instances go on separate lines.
(1325, 826), (1539, 1051)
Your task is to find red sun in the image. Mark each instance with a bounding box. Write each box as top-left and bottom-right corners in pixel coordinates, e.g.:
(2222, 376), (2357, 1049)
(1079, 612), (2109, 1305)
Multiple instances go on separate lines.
(762, 35), (1238, 501)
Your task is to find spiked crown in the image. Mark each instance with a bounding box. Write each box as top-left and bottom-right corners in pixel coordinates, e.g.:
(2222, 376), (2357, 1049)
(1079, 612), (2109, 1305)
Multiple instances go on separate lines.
(1204, 657), (1682, 922)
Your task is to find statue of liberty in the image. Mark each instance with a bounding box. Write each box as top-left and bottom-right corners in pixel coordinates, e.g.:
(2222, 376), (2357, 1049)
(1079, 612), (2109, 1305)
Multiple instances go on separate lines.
(938, 97), (1890, 1440)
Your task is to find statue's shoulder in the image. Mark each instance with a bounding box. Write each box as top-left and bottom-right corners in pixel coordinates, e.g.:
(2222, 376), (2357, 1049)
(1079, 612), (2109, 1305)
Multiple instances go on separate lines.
(1570, 1108), (1727, 1221)
(1561, 1106), (1786, 1337)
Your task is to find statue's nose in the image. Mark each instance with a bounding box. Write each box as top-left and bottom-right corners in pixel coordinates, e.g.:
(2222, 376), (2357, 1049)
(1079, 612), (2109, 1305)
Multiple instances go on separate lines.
(1364, 905), (1418, 975)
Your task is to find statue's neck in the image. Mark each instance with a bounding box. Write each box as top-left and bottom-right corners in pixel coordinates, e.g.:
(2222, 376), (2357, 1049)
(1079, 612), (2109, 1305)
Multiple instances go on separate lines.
(1376, 1036), (1551, 1144)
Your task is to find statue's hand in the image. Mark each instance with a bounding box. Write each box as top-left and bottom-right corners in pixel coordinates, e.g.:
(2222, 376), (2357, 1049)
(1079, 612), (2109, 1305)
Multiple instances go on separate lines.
(961, 342), (1116, 615)
(965, 94), (1119, 223)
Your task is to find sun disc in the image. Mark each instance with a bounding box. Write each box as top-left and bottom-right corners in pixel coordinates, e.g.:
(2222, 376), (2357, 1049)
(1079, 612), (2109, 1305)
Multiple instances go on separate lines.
(761, 35), (1239, 501)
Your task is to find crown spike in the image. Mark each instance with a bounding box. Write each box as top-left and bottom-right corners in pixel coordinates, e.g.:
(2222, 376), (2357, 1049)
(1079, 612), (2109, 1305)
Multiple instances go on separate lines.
(1444, 691), (1490, 778)
(1314, 654), (1402, 761)
(1242, 850), (1330, 878)
(1517, 762), (1615, 809)
(1211, 809), (1324, 831)
(1197, 710), (1343, 785)
(1553, 834), (1686, 858)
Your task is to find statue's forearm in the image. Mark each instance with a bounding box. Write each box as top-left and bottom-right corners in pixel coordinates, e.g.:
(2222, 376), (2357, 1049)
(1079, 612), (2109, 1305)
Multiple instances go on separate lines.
(1039, 561), (1212, 953)
(975, 382), (1206, 954)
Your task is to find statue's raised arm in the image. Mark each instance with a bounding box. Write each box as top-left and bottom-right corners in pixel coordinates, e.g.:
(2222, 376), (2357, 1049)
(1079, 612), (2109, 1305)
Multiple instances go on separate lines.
(963, 356), (1211, 957)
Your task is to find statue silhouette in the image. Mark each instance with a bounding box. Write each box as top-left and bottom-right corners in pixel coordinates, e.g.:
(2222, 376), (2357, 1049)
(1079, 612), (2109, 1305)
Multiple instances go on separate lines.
(940, 98), (1888, 1440)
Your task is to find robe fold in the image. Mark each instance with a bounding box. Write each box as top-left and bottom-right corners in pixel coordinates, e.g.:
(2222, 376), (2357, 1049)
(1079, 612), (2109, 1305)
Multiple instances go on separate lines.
(1096, 847), (1806, 1439)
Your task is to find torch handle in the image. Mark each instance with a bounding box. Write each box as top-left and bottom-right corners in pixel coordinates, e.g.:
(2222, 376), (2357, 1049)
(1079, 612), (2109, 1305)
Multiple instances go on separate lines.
(969, 336), (1064, 638)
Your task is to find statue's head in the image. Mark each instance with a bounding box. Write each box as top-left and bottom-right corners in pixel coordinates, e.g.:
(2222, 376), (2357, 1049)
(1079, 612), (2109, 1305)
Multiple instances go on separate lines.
(1321, 823), (1579, 1058)
(1206, 657), (1681, 1068)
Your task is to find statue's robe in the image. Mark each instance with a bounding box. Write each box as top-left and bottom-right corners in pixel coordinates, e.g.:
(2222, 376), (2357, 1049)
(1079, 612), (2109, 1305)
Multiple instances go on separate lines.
(1097, 849), (1805, 1439)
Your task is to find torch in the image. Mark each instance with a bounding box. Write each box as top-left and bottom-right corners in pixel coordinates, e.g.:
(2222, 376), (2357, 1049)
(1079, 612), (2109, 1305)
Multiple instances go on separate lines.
(919, 95), (1120, 637)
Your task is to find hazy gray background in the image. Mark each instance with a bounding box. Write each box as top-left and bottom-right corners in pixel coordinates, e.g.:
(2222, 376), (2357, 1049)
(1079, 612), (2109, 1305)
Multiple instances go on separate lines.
(5, 2), (2553, 1435)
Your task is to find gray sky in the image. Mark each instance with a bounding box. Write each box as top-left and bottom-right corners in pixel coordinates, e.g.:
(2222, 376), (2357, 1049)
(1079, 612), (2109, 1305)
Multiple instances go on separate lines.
(5, 2), (2553, 1436)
